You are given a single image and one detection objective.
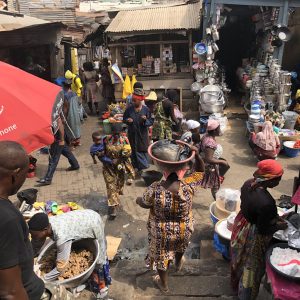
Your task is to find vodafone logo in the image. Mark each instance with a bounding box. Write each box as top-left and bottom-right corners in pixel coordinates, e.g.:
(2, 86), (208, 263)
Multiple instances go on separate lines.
(0, 105), (3, 115)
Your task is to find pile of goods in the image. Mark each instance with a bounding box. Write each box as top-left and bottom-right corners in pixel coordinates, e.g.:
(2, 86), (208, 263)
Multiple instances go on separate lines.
(151, 140), (191, 162)
(270, 247), (300, 277)
(22, 201), (82, 219)
(40, 248), (94, 280)
(102, 103), (126, 122)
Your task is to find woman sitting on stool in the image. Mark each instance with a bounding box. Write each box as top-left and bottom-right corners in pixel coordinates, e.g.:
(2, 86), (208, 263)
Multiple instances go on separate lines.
(249, 121), (280, 161)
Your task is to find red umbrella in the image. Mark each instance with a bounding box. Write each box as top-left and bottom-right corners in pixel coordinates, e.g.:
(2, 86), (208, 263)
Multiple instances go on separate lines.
(0, 62), (64, 153)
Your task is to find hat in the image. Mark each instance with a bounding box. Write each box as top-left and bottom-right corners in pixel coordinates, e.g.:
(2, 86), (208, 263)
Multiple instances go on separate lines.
(186, 120), (200, 130)
(207, 119), (220, 131)
(28, 213), (49, 231)
(145, 91), (157, 101)
(65, 70), (73, 79)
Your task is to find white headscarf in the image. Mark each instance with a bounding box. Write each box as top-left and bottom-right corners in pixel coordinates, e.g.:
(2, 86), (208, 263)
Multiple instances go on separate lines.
(186, 120), (200, 130)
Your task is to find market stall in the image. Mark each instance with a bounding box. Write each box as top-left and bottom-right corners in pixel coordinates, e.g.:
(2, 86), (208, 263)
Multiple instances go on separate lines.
(104, 2), (202, 111)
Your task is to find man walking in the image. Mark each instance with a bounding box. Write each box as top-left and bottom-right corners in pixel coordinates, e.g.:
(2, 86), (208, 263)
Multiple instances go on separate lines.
(37, 94), (80, 186)
(0, 141), (44, 299)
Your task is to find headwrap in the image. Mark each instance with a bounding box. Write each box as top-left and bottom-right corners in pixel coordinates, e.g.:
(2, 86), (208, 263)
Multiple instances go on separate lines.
(254, 121), (279, 151)
(186, 120), (200, 130)
(253, 159), (284, 182)
(28, 213), (49, 231)
(133, 88), (145, 101)
(296, 89), (300, 99)
(207, 119), (220, 131)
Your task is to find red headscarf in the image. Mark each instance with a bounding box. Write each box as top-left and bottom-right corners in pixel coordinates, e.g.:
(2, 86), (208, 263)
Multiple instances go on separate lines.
(253, 159), (284, 181)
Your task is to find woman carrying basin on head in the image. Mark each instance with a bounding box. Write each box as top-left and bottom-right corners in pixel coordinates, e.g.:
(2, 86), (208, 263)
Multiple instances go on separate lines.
(136, 142), (205, 294)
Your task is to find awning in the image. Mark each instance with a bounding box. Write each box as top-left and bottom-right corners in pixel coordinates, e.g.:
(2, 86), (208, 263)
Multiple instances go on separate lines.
(105, 2), (202, 35)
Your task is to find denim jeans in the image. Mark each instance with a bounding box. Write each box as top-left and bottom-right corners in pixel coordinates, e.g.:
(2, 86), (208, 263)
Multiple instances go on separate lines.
(44, 141), (79, 181)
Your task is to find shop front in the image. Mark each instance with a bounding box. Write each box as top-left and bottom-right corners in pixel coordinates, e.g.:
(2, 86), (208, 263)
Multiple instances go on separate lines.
(105, 2), (202, 112)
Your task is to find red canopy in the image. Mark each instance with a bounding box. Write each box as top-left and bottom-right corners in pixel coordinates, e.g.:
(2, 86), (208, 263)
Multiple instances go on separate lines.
(0, 62), (63, 153)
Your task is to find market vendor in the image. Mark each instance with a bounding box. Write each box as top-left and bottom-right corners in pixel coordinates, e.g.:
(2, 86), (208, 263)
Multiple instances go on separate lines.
(249, 121), (281, 161)
(231, 160), (287, 300)
(28, 209), (106, 281)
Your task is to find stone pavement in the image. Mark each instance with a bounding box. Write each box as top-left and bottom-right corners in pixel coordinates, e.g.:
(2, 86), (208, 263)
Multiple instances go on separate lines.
(18, 115), (299, 299)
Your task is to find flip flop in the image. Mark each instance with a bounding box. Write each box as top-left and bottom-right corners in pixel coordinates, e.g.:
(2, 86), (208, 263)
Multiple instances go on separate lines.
(152, 275), (169, 294)
(175, 256), (185, 272)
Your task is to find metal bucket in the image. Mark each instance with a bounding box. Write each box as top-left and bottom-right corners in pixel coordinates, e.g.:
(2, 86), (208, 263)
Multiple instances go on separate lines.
(37, 239), (100, 288)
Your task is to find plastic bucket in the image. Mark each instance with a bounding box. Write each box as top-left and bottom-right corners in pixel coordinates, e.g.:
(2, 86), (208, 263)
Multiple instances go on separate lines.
(283, 141), (299, 157)
(282, 111), (298, 130)
(209, 202), (219, 225)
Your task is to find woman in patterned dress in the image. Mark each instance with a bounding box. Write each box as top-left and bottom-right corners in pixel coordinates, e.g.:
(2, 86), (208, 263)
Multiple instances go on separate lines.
(200, 119), (229, 199)
(136, 146), (205, 293)
(101, 123), (134, 218)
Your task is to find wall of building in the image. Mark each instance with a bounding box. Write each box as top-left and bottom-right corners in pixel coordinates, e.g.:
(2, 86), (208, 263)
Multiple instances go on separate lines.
(282, 8), (300, 70)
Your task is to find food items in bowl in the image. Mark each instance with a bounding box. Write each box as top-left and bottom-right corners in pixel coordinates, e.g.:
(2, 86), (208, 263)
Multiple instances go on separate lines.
(293, 140), (300, 149)
(40, 248), (94, 280)
(270, 247), (300, 277)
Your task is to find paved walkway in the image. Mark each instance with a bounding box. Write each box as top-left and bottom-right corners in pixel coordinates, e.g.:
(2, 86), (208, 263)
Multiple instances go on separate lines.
(19, 115), (298, 299)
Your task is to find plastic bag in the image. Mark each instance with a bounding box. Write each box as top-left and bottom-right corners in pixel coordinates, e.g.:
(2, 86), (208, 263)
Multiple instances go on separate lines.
(216, 188), (241, 212)
(274, 221), (297, 242)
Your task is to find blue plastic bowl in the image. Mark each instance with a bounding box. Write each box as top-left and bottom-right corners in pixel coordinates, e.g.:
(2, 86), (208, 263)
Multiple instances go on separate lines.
(283, 141), (299, 158)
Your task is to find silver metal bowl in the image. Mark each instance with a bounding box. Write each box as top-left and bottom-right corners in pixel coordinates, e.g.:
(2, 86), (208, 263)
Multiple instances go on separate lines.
(37, 239), (100, 288)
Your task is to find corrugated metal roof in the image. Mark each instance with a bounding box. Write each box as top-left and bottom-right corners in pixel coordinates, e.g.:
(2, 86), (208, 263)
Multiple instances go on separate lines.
(0, 12), (49, 31)
(7, 0), (78, 26)
(106, 2), (202, 34)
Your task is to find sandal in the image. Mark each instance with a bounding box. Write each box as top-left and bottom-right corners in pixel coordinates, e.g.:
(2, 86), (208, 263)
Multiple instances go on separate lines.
(175, 256), (185, 272)
(152, 275), (169, 294)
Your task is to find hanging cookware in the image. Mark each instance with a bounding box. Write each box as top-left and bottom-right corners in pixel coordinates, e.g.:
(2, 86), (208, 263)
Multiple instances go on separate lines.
(194, 43), (207, 55)
(212, 42), (219, 52)
(277, 25), (292, 42)
(271, 38), (283, 48)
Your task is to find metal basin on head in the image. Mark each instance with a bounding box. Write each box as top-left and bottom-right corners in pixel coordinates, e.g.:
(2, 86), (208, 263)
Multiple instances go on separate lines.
(148, 140), (195, 173)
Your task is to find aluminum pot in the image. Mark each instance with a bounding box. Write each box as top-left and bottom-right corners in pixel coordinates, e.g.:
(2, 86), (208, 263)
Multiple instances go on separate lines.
(37, 239), (100, 288)
(200, 102), (224, 114)
(148, 140), (195, 173)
